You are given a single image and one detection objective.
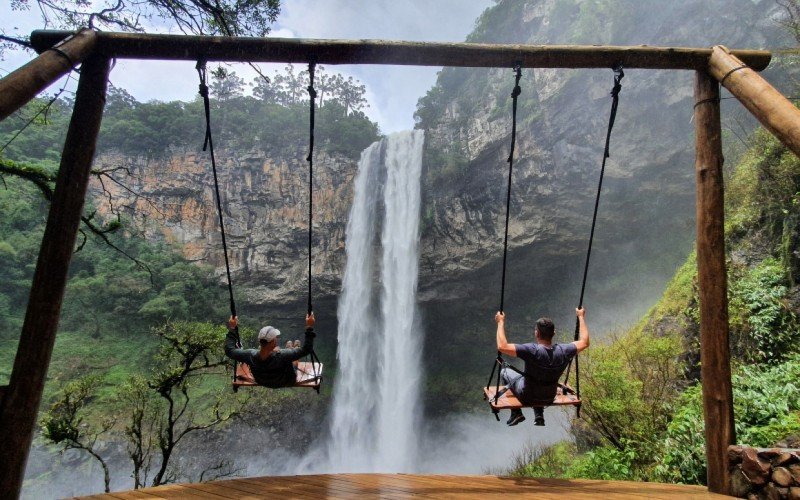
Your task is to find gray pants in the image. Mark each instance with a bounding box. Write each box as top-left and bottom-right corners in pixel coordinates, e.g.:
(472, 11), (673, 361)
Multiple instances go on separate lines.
(501, 367), (544, 420)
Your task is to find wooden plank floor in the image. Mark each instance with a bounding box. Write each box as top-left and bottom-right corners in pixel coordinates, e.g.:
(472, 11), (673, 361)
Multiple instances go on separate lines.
(77, 474), (730, 499)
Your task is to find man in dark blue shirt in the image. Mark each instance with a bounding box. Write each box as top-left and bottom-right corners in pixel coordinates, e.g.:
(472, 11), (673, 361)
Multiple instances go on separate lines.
(495, 307), (590, 426)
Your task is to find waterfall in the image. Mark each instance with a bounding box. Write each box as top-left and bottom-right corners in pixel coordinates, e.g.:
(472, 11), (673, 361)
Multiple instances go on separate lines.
(325, 130), (425, 472)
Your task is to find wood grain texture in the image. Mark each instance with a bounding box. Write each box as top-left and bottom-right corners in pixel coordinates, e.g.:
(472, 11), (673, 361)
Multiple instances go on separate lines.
(30, 30), (771, 70)
(694, 70), (735, 495)
(233, 361), (323, 389)
(709, 45), (800, 157)
(483, 385), (580, 409)
(74, 474), (731, 499)
(0, 29), (95, 121)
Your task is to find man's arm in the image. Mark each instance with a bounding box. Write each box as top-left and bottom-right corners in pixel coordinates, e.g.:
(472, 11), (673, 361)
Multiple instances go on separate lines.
(279, 313), (317, 362)
(572, 307), (590, 353)
(223, 316), (254, 364)
(495, 311), (517, 357)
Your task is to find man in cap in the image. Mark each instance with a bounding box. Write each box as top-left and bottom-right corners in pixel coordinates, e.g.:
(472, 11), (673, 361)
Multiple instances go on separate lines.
(224, 313), (316, 388)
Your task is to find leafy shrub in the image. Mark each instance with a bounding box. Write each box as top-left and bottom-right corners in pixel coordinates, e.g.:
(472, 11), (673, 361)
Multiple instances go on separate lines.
(580, 328), (683, 454)
(728, 258), (799, 363)
(509, 441), (577, 478)
(655, 356), (800, 484)
(565, 444), (638, 481)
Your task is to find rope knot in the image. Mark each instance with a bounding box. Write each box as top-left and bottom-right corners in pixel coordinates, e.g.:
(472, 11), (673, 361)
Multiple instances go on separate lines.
(307, 86), (317, 99)
(610, 65), (625, 97)
(511, 85), (522, 98)
(198, 83), (209, 98)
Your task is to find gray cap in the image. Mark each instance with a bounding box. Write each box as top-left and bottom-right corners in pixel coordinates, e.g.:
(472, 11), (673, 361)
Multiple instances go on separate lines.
(258, 326), (281, 342)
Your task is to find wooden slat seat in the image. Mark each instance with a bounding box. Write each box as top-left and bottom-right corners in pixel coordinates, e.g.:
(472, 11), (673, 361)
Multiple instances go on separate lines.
(233, 361), (323, 390)
(483, 384), (580, 410)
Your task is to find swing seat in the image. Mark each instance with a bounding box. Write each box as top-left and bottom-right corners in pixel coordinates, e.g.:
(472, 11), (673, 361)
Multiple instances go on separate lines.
(232, 361), (323, 391)
(483, 383), (580, 410)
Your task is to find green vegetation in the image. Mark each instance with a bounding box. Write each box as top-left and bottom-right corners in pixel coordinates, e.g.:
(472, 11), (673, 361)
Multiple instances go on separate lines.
(511, 129), (800, 484)
(40, 322), (248, 488)
(0, 175), (227, 388)
(1, 68), (379, 164)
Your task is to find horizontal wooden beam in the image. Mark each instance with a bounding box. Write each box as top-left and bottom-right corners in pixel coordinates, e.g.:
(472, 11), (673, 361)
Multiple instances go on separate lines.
(709, 45), (800, 158)
(31, 30), (771, 71)
(0, 29), (95, 121)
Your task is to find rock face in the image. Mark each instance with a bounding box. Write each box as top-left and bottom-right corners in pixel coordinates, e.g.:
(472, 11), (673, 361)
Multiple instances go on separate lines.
(414, 0), (794, 336)
(93, 145), (356, 305)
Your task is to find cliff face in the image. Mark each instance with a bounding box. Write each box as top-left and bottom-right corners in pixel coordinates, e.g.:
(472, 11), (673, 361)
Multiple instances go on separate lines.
(93, 145), (357, 305)
(415, 0), (793, 328)
(94, 0), (793, 336)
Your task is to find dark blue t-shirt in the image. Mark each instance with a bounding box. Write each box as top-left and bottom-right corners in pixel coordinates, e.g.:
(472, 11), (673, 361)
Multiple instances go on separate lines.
(512, 342), (577, 403)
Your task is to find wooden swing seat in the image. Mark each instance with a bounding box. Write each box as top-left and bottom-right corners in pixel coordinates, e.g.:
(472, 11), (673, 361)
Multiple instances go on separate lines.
(483, 383), (580, 410)
(233, 361), (323, 390)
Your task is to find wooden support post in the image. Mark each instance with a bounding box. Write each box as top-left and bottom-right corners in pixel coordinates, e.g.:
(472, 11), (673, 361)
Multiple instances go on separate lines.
(694, 70), (735, 495)
(0, 55), (110, 500)
(709, 45), (800, 158)
(0, 29), (96, 121)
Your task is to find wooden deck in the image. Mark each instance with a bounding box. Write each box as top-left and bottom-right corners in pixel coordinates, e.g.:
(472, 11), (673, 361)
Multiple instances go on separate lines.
(77, 474), (730, 499)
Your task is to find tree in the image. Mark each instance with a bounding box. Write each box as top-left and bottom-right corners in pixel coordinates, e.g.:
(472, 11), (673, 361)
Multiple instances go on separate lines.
(41, 376), (114, 493)
(336, 75), (369, 116)
(211, 68), (246, 102)
(40, 321), (245, 491)
(1, 0), (281, 57)
(146, 321), (243, 486)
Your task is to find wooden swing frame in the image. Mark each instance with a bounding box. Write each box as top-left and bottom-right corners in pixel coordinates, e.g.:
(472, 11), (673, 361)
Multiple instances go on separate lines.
(1, 28), (797, 497)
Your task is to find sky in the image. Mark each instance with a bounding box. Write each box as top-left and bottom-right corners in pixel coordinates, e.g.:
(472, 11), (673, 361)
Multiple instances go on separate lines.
(1, 0), (494, 133)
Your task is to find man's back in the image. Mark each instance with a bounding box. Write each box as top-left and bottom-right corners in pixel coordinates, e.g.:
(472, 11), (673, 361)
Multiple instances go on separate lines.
(247, 349), (298, 388)
(512, 342), (577, 403)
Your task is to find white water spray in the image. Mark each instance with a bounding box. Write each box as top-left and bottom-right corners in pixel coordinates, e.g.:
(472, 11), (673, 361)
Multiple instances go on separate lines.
(325, 130), (425, 472)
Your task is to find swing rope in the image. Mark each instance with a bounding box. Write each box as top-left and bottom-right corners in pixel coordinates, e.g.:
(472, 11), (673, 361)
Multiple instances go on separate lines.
(197, 60), (237, 323)
(485, 63), (523, 415)
(499, 63), (522, 313)
(306, 61), (317, 315)
(197, 60), (239, 386)
(306, 61), (322, 390)
(562, 66), (625, 412)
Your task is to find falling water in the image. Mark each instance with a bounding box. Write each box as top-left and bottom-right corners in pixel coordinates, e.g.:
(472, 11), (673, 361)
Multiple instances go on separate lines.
(325, 130), (425, 472)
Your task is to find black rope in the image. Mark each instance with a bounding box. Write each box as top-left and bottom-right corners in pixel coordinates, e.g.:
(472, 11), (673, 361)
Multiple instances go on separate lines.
(693, 97), (720, 109)
(197, 60), (238, 328)
(306, 60), (317, 315)
(499, 63), (522, 313)
(719, 64), (748, 86)
(48, 47), (76, 69)
(486, 64), (523, 415)
(563, 66), (625, 413)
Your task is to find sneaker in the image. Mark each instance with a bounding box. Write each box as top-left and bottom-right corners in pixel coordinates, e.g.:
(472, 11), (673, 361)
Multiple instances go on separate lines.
(506, 410), (525, 426)
(534, 417), (545, 426)
(293, 340), (301, 348)
(285, 341), (293, 349)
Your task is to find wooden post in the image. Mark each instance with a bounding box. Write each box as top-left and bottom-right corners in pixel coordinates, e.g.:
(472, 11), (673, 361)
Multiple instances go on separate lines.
(709, 45), (800, 158)
(694, 70), (735, 495)
(0, 55), (110, 500)
(0, 29), (96, 121)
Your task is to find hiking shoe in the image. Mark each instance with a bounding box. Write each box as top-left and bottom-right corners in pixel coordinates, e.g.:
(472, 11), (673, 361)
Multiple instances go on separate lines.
(293, 340), (301, 348)
(534, 416), (545, 426)
(285, 341), (293, 348)
(506, 410), (525, 426)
